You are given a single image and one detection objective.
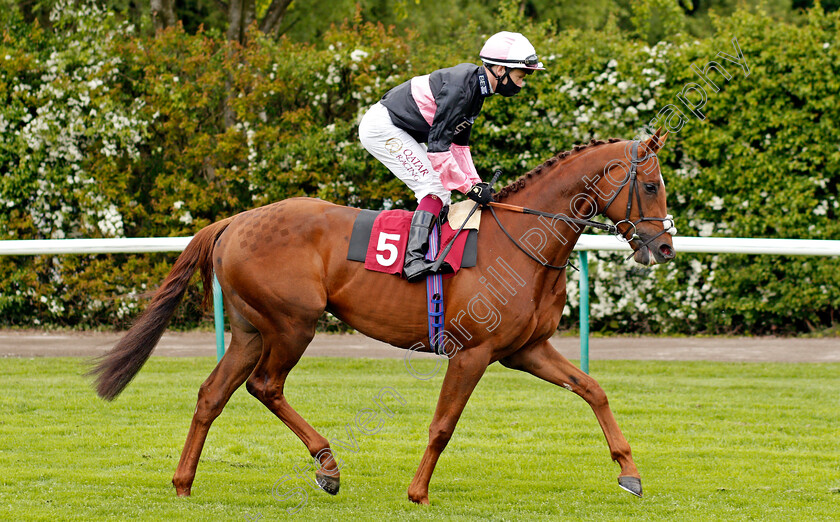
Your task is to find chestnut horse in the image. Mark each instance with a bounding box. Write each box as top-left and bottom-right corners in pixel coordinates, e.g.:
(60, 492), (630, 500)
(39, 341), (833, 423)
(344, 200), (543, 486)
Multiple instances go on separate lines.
(90, 131), (674, 504)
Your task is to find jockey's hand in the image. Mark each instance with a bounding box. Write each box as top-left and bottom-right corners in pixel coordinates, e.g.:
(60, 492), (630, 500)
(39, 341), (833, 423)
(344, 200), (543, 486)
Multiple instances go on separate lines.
(467, 182), (493, 206)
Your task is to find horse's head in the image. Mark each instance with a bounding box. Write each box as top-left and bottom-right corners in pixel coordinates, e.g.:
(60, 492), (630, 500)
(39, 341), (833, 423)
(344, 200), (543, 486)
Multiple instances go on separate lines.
(597, 130), (676, 265)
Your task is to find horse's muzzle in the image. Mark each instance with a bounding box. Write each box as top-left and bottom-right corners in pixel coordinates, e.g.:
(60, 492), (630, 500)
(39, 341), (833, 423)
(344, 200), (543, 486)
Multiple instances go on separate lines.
(632, 235), (675, 266)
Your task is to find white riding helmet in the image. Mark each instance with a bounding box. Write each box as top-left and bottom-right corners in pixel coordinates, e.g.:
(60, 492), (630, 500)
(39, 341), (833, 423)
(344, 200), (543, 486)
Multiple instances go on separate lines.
(480, 31), (545, 70)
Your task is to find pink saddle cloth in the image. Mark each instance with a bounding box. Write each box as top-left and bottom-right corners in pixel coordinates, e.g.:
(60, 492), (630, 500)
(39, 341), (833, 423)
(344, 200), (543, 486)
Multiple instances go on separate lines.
(363, 210), (473, 278)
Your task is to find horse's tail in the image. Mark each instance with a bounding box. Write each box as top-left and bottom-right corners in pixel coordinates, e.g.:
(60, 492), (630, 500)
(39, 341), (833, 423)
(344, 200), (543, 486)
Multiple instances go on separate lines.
(89, 216), (236, 401)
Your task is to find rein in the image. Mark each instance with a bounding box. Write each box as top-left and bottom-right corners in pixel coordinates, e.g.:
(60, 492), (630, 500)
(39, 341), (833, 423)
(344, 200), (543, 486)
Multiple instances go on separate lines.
(487, 140), (676, 270)
(487, 204), (577, 270)
(487, 202), (617, 233)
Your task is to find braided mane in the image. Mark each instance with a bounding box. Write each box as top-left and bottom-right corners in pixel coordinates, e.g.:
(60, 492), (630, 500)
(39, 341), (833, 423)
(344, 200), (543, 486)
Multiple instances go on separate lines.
(495, 137), (624, 201)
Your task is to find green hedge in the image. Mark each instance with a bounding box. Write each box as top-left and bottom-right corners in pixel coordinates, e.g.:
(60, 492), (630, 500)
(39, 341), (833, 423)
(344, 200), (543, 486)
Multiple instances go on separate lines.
(1, 3), (838, 333)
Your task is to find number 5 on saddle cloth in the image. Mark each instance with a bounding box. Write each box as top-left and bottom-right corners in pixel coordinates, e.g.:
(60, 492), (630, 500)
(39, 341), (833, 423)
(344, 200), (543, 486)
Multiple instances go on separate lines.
(346, 201), (481, 354)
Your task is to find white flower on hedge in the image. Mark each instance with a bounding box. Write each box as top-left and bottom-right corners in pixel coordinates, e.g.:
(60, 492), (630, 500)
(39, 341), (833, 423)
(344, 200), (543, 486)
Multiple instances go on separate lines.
(813, 201), (828, 216)
(350, 49), (368, 62)
(698, 222), (714, 236)
(709, 195), (724, 210)
(180, 211), (193, 224)
(607, 59), (618, 68)
(558, 79), (575, 93)
(97, 204), (125, 237)
(48, 299), (65, 315)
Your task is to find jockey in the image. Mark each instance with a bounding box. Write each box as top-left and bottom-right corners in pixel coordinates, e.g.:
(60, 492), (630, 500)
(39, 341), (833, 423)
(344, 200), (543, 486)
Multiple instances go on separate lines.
(359, 31), (544, 282)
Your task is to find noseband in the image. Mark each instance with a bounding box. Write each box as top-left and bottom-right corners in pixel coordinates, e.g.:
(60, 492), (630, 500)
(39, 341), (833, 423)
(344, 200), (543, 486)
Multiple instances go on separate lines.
(601, 140), (677, 256)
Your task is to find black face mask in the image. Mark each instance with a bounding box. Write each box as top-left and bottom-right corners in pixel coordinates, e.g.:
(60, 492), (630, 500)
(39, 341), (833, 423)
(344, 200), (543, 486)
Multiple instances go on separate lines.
(490, 67), (521, 97)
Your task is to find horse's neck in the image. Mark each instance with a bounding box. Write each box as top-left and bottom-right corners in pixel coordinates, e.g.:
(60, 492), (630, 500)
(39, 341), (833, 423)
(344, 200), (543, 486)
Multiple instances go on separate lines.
(502, 154), (600, 268)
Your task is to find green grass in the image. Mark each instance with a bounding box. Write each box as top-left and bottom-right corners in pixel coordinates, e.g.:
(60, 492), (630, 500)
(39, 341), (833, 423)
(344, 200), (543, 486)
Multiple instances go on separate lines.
(0, 356), (838, 521)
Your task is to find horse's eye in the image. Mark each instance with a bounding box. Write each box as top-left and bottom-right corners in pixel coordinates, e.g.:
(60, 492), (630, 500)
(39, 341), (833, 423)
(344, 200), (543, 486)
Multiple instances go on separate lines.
(644, 183), (658, 194)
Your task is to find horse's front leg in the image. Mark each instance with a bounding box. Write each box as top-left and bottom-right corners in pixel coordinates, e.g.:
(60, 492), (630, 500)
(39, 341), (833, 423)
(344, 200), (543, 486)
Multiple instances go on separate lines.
(500, 340), (643, 496)
(407, 345), (492, 505)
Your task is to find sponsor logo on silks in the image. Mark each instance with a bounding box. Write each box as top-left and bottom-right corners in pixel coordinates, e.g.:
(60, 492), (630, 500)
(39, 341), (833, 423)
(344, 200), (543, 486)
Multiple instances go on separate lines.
(385, 137), (403, 155)
(453, 117), (475, 136)
(477, 68), (492, 96)
(394, 148), (429, 182)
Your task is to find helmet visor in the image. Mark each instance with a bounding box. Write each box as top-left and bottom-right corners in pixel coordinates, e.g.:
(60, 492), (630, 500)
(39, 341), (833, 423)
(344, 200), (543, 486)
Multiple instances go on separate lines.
(523, 54), (540, 66)
(480, 53), (544, 70)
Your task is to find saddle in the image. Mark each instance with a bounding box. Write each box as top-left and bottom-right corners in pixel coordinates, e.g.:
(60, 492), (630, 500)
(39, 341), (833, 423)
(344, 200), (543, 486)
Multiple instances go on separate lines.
(345, 200), (480, 277)
(346, 201), (481, 354)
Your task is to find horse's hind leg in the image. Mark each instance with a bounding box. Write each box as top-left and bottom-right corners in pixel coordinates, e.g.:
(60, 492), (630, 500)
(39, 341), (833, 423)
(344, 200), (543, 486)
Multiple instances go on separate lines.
(246, 321), (342, 495)
(172, 311), (262, 497)
(500, 340), (642, 497)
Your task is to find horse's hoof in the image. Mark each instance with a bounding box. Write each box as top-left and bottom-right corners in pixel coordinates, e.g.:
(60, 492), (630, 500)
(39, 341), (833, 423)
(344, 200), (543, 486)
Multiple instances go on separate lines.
(408, 494), (430, 505)
(618, 476), (643, 497)
(172, 480), (192, 497)
(316, 472), (340, 495)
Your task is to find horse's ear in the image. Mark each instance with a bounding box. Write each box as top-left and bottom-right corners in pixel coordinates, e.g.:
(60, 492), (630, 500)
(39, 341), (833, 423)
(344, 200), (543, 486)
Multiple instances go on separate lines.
(645, 128), (668, 153)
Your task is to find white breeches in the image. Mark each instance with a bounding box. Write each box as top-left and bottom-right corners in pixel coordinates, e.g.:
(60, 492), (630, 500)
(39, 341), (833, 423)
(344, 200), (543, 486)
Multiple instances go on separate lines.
(358, 102), (451, 206)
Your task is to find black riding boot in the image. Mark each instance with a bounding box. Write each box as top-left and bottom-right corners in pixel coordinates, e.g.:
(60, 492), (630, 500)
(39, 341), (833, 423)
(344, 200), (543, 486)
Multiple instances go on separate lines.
(403, 210), (438, 283)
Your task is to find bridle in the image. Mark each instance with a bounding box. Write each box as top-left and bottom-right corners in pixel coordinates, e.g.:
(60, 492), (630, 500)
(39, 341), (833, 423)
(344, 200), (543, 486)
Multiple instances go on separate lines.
(601, 140), (676, 258)
(487, 139), (676, 270)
